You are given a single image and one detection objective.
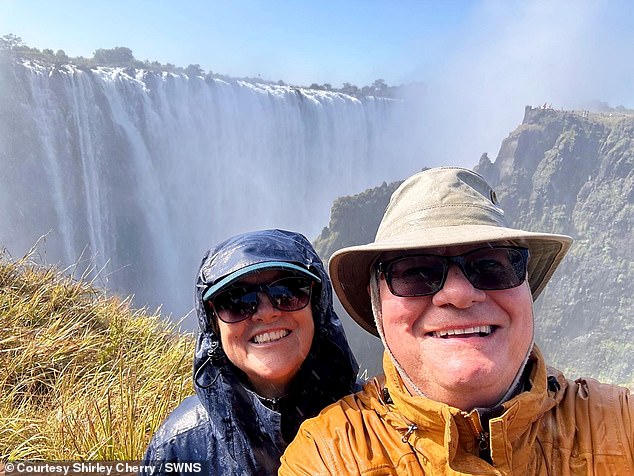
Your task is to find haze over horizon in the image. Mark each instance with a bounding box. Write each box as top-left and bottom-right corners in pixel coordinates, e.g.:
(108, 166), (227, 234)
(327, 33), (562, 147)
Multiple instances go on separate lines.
(3, 1), (633, 167)
(2, 1), (633, 166)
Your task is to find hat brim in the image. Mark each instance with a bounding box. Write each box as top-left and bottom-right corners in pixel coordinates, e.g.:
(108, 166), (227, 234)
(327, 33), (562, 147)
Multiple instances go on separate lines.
(329, 224), (572, 337)
(203, 261), (321, 301)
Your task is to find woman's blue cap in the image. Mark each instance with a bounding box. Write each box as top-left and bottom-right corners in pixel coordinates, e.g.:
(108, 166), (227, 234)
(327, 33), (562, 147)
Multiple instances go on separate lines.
(202, 261), (321, 301)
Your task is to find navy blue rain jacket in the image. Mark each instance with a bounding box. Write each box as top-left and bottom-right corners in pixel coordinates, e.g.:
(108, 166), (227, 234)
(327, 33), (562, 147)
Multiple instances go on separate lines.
(142, 229), (359, 475)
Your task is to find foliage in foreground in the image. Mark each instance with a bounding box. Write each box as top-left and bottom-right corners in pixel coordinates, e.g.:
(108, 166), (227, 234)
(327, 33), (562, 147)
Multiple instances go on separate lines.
(0, 253), (195, 461)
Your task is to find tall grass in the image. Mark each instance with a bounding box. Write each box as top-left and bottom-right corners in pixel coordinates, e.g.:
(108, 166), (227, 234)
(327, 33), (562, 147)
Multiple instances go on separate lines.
(0, 253), (195, 460)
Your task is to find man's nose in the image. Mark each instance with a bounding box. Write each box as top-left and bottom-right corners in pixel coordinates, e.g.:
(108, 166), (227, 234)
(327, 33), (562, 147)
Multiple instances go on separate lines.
(432, 265), (486, 308)
(251, 291), (281, 321)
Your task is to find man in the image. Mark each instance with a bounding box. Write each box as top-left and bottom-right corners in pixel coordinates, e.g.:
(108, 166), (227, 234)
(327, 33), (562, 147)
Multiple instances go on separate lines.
(279, 167), (634, 475)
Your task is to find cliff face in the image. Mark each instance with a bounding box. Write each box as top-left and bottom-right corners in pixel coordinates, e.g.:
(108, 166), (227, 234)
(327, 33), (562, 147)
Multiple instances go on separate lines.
(316, 107), (633, 385)
(314, 180), (404, 259)
(478, 107), (633, 384)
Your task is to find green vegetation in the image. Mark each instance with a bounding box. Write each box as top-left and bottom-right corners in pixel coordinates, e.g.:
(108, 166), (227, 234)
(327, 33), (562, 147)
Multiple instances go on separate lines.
(0, 33), (204, 77)
(308, 78), (406, 99)
(0, 252), (194, 460)
(0, 33), (415, 97)
(314, 180), (403, 261)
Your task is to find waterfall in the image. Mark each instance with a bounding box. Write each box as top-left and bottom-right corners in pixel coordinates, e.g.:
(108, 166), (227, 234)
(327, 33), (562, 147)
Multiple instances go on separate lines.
(0, 59), (421, 327)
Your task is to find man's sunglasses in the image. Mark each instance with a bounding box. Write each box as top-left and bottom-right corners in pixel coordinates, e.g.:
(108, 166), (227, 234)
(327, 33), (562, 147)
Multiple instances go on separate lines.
(377, 246), (529, 297)
(206, 276), (314, 324)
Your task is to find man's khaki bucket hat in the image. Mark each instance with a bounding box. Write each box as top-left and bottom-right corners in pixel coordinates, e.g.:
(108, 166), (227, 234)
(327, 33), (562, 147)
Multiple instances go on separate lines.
(329, 167), (573, 336)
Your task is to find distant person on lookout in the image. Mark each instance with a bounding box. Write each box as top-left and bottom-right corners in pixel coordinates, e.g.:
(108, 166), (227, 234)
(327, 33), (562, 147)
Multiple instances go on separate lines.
(143, 229), (358, 475)
(279, 167), (634, 475)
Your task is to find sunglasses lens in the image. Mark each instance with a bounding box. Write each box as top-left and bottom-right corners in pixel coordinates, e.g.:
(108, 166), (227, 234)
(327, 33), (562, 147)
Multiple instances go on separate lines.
(212, 287), (259, 323)
(386, 256), (446, 296)
(463, 247), (527, 290)
(267, 277), (312, 311)
(384, 247), (528, 296)
(209, 276), (313, 323)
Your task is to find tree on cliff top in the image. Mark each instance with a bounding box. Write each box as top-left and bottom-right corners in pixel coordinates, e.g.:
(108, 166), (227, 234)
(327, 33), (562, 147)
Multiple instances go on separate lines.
(92, 46), (137, 67)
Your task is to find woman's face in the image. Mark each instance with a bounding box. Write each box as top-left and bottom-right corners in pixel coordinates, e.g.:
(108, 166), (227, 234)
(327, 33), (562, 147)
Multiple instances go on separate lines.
(215, 270), (315, 398)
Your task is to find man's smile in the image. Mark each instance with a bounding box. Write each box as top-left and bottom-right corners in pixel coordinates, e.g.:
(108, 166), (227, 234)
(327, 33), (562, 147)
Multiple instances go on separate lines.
(429, 325), (496, 339)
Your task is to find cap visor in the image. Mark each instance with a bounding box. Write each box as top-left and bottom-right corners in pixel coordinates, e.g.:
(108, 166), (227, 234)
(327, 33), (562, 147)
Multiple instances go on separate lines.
(203, 261), (321, 301)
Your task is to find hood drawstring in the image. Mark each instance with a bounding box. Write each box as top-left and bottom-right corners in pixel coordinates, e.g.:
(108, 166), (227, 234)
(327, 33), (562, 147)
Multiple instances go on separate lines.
(207, 339), (226, 362)
(194, 340), (225, 389)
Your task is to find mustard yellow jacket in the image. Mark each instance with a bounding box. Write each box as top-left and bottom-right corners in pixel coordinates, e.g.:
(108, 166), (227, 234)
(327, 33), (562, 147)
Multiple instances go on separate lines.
(279, 347), (634, 475)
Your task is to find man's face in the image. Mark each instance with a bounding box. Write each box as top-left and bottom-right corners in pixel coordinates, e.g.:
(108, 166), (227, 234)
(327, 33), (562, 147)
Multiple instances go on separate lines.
(378, 244), (534, 410)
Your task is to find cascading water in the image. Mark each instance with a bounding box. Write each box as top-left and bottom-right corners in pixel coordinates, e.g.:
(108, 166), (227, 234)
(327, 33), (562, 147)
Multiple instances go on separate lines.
(0, 59), (421, 328)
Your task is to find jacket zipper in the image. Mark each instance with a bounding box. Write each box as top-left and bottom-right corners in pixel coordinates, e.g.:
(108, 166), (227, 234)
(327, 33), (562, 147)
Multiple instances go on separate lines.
(401, 423), (418, 443)
(379, 386), (419, 444)
(462, 410), (492, 463)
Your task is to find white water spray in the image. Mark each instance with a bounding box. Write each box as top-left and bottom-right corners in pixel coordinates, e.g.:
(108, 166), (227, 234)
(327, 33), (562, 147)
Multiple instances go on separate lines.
(0, 60), (422, 327)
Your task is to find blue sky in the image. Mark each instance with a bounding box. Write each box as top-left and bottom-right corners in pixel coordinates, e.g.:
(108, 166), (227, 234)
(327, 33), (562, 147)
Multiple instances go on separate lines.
(2, 0), (472, 87)
(3, 0), (634, 161)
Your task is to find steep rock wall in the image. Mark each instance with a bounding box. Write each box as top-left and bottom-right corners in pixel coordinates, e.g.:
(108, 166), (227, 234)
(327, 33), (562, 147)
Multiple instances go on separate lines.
(316, 107), (633, 384)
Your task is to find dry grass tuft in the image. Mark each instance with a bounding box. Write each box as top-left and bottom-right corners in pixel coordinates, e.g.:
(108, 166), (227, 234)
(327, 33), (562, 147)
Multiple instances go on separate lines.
(0, 252), (195, 460)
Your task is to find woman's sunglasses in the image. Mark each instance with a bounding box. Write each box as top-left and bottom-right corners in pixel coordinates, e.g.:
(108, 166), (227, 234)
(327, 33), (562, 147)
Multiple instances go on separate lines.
(378, 246), (529, 297)
(206, 276), (314, 324)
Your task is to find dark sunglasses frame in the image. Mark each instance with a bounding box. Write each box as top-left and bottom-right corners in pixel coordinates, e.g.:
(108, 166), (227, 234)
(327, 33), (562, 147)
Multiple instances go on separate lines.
(205, 276), (315, 324)
(377, 246), (529, 297)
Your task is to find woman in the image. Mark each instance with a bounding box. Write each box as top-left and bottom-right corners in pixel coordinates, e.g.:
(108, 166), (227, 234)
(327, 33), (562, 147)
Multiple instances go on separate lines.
(143, 229), (359, 475)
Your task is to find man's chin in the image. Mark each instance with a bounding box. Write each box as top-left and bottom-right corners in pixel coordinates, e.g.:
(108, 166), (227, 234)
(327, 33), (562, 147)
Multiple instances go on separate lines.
(432, 361), (510, 396)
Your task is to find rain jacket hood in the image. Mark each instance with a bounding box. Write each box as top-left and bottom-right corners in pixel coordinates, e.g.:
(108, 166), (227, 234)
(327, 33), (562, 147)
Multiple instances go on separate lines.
(144, 229), (358, 475)
(193, 229), (358, 408)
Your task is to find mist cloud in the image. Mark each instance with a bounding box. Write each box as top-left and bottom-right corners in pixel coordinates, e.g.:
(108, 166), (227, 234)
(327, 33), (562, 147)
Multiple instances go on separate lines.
(400, 0), (634, 168)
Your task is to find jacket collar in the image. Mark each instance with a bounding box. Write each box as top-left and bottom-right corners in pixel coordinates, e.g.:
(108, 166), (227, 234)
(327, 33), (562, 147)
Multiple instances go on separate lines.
(374, 345), (565, 471)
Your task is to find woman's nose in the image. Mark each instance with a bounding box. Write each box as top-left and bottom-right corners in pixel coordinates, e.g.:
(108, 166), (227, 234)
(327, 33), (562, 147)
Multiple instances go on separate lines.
(251, 291), (281, 321)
